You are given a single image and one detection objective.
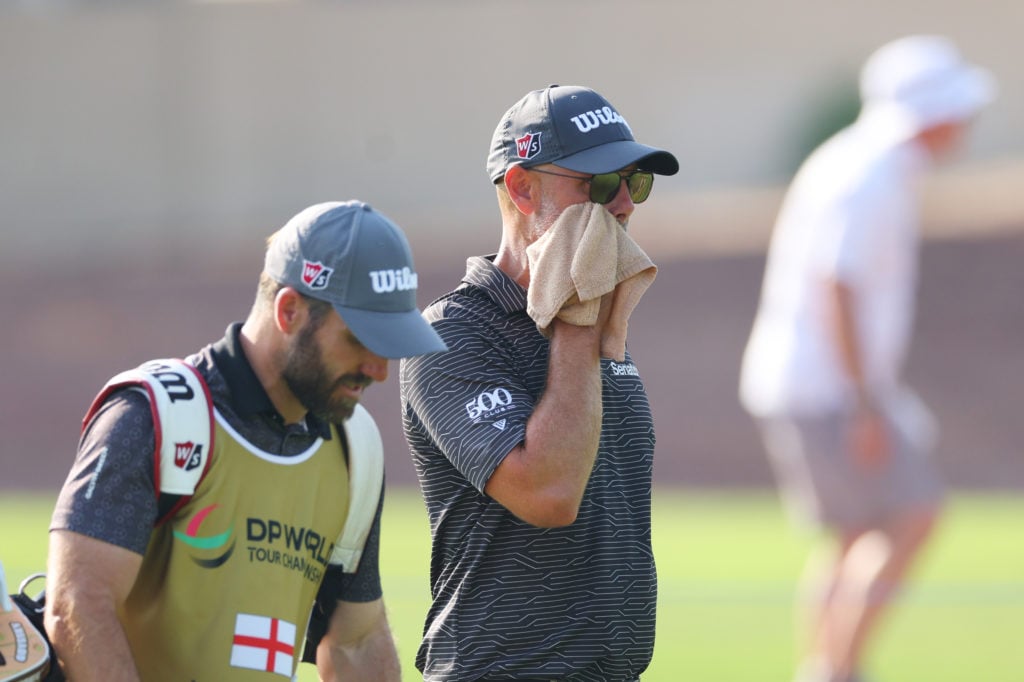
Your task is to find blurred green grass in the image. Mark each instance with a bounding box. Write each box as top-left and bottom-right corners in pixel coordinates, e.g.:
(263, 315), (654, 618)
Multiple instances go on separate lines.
(2, 489), (1021, 681)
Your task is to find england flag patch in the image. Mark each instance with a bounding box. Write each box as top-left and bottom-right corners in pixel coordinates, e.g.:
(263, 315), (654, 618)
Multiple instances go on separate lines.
(230, 613), (296, 677)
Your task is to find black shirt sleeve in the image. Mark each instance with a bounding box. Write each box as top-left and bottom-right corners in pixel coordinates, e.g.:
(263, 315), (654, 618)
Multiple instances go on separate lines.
(50, 389), (159, 555)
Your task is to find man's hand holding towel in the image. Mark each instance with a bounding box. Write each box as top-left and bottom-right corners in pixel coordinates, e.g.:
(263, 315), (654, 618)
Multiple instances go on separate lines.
(526, 202), (657, 361)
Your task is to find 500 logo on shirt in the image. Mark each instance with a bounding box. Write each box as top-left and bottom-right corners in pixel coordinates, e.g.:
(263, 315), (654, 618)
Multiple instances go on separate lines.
(465, 388), (514, 420)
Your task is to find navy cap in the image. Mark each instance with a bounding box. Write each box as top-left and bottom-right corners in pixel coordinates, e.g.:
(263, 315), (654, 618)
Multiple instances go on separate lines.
(264, 201), (447, 359)
(486, 84), (679, 182)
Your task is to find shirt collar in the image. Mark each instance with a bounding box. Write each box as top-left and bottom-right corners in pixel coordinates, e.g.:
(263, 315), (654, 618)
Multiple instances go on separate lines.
(462, 255), (527, 315)
(209, 322), (333, 440)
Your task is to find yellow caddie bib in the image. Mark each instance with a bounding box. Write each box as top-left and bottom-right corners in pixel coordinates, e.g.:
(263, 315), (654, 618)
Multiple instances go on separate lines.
(123, 414), (349, 682)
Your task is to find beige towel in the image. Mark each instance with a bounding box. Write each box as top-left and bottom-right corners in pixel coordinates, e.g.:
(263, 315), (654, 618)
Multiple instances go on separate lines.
(526, 202), (657, 360)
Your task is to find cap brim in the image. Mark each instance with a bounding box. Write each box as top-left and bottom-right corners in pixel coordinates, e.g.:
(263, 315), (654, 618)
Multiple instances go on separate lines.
(554, 140), (679, 176)
(335, 306), (448, 359)
(947, 66), (998, 116)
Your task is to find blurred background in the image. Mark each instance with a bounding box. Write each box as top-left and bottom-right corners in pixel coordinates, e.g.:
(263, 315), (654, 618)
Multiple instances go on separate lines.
(2, 0), (1022, 493)
(3, 3), (1022, 680)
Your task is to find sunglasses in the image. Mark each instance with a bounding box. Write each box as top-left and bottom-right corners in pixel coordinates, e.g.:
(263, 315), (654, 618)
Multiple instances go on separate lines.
(528, 167), (655, 204)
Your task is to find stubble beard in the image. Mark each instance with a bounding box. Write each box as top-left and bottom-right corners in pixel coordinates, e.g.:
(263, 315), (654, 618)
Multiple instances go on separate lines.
(534, 194), (628, 237)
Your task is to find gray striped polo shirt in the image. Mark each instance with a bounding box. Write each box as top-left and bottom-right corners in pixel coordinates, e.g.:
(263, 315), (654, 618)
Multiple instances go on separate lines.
(400, 256), (656, 681)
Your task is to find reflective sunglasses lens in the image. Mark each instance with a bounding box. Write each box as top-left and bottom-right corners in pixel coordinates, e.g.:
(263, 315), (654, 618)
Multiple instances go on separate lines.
(589, 172), (623, 204)
(627, 172), (654, 203)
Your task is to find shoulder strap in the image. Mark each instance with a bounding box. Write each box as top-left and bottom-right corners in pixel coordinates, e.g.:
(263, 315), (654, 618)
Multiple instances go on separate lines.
(329, 404), (384, 574)
(83, 358), (215, 525)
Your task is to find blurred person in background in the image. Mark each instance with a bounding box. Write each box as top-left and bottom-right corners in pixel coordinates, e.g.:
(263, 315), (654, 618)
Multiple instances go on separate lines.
(739, 36), (995, 682)
(400, 84), (678, 680)
(45, 201), (446, 681)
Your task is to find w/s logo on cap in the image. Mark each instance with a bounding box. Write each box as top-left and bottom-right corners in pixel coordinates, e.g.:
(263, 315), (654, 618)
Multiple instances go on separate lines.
(302, 260), (333, 290)
(515, 132), (542, 160)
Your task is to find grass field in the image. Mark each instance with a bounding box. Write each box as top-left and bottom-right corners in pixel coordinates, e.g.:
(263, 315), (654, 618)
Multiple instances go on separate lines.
(2, 489), (1021, 681)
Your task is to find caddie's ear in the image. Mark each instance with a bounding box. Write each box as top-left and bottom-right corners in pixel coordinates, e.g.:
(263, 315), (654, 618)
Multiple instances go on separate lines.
(502, 165), (540, 216)
(273, 286), (308, 335)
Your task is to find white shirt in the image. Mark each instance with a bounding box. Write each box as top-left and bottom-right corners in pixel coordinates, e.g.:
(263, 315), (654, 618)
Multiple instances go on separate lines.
(739, 117), (929, 417)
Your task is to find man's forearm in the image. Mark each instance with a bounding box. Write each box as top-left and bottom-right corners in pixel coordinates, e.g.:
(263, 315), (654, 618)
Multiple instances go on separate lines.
(526, 318), (604, 481)
(46, 530), (143, 682)
(484, 316), (604, 526)
(827, 277), (889, 466)
(47, 598), (140, 682)
(828, 278), (872, 403)
(318, 616), (400, 682)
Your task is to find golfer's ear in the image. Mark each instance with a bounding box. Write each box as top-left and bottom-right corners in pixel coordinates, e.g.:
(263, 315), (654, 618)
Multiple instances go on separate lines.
(503, 165), (539, 215)
(274, 287), (307, 334)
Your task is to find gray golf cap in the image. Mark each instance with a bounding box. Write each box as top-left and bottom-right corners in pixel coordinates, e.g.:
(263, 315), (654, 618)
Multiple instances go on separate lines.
(487, 84), (679, 182)
(265, 201), (447, 359)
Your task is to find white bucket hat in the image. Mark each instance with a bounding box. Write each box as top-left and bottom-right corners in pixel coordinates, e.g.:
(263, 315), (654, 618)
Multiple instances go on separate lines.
(858, 35), (996, 140)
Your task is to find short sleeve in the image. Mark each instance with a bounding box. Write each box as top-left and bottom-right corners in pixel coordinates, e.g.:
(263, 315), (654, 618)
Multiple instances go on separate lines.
(401, 312), (537, 493)
(50, 389), (159, 555)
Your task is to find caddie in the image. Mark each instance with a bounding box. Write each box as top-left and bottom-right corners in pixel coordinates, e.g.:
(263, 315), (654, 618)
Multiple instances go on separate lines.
(45, 201), (446, 681)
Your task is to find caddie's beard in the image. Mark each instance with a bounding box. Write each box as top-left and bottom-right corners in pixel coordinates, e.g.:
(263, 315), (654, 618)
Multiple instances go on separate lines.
(282, 321), (370, 424)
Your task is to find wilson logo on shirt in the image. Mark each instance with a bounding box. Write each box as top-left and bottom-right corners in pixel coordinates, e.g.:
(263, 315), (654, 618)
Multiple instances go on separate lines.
(172, 504), (236, 569)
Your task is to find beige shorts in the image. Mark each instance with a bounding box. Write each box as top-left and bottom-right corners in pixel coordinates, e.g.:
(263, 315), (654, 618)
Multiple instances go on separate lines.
(755, 402), (945, 531)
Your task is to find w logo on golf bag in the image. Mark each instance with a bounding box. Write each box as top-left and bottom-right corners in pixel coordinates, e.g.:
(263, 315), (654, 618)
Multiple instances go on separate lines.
(174, 441), (203, 472)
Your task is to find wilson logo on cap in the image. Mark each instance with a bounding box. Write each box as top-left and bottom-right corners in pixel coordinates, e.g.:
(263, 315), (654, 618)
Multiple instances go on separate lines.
(302, 260), (333, 290)
(515, 132), (542, 160)
(570, 106), (629, 133)
(369, 267), (417, 294)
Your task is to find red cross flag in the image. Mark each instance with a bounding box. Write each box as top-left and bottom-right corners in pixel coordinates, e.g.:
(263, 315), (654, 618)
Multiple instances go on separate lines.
(230, 613), (296, 677)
